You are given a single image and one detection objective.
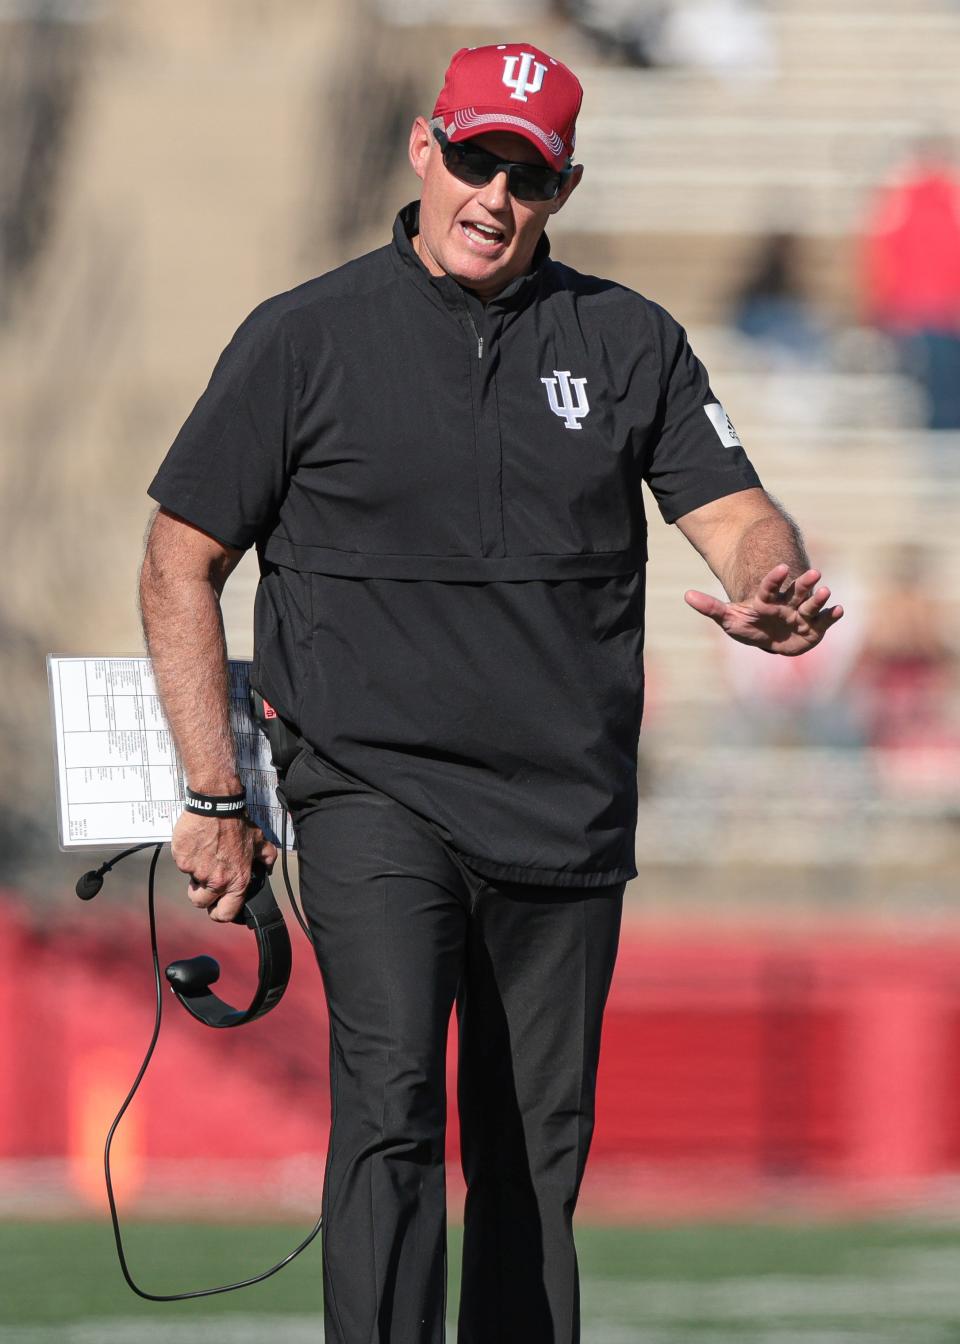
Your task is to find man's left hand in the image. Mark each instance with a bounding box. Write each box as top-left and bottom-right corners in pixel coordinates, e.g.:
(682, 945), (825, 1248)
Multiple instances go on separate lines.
(684, 563), (844, 656)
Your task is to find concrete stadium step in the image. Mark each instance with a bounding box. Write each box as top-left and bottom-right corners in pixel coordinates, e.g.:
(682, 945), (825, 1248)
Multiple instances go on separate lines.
(576, 67), (960, 116)
(634, 745), (960, 869)
(770, 0), (955, 10)
(775, 12), (960, 68)
(552, 233), (857, 329)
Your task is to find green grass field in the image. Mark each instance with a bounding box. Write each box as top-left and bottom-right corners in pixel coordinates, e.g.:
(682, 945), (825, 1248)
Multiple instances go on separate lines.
(4, 1218), (960, 1341)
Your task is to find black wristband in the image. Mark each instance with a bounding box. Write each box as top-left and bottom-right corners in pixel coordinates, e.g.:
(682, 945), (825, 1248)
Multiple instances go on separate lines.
(183, 786), (247, 817)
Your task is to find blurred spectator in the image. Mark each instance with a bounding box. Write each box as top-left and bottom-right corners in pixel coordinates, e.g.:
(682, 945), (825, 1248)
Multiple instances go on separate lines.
(654, 0), (777, 82)
(851, 544), (958, 750)
(861, 138), (960, 430)
(566, 0), (666, 67)
(731, 232), (827, 365)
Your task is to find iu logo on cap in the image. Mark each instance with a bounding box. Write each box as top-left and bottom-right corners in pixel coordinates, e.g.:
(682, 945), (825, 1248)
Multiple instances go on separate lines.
(502, 52), (547, 102)
(541, 370), (590, 430)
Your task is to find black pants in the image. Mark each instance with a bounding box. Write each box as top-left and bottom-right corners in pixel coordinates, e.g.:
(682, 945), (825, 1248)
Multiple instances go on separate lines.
(280, 747), (624, 1344)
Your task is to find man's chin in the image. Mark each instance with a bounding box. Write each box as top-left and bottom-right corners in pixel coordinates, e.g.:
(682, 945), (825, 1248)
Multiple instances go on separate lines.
(449, 253), (516, 298)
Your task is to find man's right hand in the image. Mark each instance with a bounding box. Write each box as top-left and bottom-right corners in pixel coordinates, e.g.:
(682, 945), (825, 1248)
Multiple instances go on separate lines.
(171, 811), (279, 923)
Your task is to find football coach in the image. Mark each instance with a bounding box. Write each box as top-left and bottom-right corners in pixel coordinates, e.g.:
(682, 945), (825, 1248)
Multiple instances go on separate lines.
(139, 40), (843, 1344)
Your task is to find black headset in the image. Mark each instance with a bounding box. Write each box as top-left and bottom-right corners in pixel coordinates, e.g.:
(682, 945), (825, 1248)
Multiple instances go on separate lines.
(74, 696), (322, 1301)
(78, 852), (293, 1028)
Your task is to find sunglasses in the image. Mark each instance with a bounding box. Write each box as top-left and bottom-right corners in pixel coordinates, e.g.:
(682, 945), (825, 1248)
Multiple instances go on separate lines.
(432, 126), (571, 203)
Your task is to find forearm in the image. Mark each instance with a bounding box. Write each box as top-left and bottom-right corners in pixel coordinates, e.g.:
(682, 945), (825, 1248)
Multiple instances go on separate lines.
(680, 489), (841, 654)
(139, 554), (240, 795)
(722, 509), (810, 603)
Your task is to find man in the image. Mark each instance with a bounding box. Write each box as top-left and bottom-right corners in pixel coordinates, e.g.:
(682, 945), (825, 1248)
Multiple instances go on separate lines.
(139, 41), (842, 1344)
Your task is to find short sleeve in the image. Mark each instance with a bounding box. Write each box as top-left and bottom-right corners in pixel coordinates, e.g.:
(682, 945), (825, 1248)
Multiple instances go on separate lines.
(148, 302), (300, 550)
(643, 304), (762, 524)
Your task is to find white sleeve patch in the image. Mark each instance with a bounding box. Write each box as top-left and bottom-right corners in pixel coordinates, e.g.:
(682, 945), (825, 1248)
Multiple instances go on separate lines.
(704, 402), (742, 448)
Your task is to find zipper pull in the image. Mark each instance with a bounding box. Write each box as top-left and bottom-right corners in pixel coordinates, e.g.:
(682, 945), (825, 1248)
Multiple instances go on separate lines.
(477, 335), (484, 360)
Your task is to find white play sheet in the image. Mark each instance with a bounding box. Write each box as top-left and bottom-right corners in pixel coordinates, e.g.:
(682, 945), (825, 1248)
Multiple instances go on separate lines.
(47, 656), (284, 849)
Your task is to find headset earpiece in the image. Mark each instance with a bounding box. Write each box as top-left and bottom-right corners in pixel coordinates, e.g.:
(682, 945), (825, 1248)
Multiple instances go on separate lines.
(165, 955), (220, 995)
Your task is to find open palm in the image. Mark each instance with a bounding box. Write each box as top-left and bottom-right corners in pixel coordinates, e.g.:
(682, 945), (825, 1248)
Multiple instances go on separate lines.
(684, 564), (844, 656)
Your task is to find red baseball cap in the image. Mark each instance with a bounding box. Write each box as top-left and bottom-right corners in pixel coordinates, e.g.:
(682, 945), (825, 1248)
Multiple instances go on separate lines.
(432, 42), (582, 172)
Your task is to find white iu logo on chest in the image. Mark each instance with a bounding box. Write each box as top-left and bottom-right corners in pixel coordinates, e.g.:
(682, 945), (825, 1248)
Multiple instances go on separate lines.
(502, 52), (547, 102)
(541, 370), (590, 430)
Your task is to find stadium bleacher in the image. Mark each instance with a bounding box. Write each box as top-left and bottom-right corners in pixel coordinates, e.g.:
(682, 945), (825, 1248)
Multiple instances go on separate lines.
(3, 0), (960, 883)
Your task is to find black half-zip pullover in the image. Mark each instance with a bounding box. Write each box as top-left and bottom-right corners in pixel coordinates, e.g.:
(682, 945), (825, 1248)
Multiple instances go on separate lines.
(148, 200), (762, 886)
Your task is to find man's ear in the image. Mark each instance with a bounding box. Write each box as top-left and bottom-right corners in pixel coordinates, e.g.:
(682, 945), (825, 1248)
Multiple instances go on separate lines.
(550, 163), (583, 214)
(409, 116), (433, 182)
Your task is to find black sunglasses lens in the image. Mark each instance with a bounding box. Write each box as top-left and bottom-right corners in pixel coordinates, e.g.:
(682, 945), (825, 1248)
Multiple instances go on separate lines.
(438, 131), (564, 202)
(509, 166), (562, 202)
(445, 142), (498, 186)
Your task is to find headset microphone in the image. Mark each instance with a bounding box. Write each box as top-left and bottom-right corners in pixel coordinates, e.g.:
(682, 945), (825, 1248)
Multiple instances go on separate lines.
(76, 843), (157, 901)
(75, 869), (104, 900)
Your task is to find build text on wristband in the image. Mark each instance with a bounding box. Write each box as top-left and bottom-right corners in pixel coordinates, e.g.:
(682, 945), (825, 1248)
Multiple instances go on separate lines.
(183, 786), (247, 817)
